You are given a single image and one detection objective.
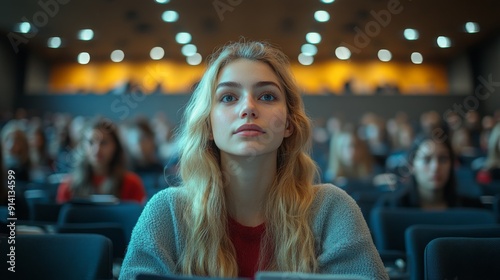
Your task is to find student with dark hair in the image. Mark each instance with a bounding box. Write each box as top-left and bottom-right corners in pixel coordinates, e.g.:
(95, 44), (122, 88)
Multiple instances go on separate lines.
(381, 132), (483, 209)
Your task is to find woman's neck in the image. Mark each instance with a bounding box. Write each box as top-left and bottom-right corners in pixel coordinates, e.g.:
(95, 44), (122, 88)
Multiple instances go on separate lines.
(418, 187), (448, 210)
(221, 151), (277, 227)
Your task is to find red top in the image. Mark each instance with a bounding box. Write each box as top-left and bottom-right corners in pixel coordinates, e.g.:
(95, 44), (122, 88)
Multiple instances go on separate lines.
(228, 217), (267, 278)
(476, 169), (492, 185)
(56, 171), (146, 204)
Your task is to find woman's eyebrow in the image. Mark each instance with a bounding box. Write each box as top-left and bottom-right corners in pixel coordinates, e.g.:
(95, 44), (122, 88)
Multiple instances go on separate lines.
(216, 81), (241, 90)
(216, 81), (282, 91)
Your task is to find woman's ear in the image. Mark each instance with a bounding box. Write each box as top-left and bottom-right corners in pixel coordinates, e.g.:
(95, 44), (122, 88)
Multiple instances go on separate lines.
(284, 119), (293, 138)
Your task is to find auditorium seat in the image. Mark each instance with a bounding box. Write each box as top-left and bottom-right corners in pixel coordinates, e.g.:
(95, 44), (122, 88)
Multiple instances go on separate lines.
(405, 224), (500, 280)
(0, 234), (113, 280)
(424, 237), (500, 280)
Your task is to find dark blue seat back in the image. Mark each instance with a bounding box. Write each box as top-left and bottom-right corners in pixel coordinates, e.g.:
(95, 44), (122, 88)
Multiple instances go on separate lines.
(0, 234), (113, 280)
(370, 207), (496, 252)
(405, 224), (500, 280)
(424, 237), (500, 280)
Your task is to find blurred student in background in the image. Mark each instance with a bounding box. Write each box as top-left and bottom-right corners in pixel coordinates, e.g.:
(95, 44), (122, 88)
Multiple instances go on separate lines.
(123, 118), (164, 174)
(1, 120), (31, 182)
(56, 118), (145, 204)
(476, 123), (500, 184)
(325, 125), (380, 185)
(380, 132), (483, 209)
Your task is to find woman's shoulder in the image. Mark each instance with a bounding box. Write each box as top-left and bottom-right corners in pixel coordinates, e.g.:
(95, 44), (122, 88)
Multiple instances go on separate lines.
(145, 186), (188, 211)
(311, 183), (358, 211)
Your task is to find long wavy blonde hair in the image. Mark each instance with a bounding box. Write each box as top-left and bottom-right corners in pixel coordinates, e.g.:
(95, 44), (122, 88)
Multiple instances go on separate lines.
(176, 41), (319, 276)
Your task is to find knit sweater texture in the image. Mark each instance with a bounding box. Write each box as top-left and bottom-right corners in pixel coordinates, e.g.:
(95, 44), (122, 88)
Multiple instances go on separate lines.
(119, 184), (388, 280)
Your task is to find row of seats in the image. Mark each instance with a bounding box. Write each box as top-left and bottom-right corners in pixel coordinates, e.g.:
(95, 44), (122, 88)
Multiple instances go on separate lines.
(367, 207), (500, 280)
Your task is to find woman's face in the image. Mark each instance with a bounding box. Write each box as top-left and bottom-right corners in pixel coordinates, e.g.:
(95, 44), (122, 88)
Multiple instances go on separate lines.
(210, 59), (292, 158)
(412, 140), (451, 192)
(84, 128), (117, 168)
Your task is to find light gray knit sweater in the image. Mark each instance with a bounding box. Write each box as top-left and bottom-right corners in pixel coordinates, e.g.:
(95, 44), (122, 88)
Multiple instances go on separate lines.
(119, 184), (389, 280)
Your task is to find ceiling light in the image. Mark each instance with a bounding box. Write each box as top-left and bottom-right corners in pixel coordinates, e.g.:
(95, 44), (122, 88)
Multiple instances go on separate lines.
(298, 53), (314, 65)
(411, 52), (423, 64)
(306, 32), (322, 44)
(162, 10), (178, 22)
(78, 52), (90, 64)
(335, 46), (351, 60)
(181, 44), (197, 56)
(15, 22), (31, 33)
(187, 53), (202, 65)
(301, 44), (318, 56)
(403, 28), (419, 40)
(47, 37), (62, 48)
(175, 32), (192, 44)
(437, 36), (451, 48)
(314, 11), (330, 22)
(111, 50), (125, 62)
(150, 46), (165, 60)
(78, 29), (94, 41)
(155, 0), (170, 3)
(378, 49), (392, 62)
(320, 0), (335, 3)
(465, 22), (480, 33)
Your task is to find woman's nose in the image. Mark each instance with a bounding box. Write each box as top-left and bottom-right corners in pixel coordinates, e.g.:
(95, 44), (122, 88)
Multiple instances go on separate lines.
(240, 95), (257, 119)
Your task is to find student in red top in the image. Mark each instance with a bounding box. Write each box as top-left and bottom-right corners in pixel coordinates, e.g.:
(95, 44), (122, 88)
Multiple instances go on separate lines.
(57, 118), (145, 204)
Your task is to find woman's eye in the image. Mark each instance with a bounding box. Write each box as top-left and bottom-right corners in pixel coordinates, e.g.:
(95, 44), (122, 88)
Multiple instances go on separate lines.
(221, 95), (236, 103)
(260, 93), (276, 101)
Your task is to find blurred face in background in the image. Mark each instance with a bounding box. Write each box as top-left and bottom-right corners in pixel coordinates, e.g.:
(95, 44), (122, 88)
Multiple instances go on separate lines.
(85, 128), (116, 169)
(339, 134), (360, 167)
(3, 130), (29, 167)
(412, 140), (451, 193)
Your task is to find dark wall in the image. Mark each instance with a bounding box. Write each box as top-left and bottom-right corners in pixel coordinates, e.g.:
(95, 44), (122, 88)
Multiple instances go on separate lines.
(468, 33), (500, 116)
(0, 36), (19, 113)
(17, 93), (478, 126)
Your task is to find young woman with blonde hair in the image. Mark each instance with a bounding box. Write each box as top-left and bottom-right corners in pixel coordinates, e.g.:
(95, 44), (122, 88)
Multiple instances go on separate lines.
(120, 41), (387, 279)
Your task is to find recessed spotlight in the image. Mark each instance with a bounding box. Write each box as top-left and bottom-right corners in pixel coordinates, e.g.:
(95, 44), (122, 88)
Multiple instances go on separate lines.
(378, 49), (392, 62)
(111, 50), (125, 62)
(47, 37), (62, 48)
(403, 28), (419, 40)
(335, 46), (351, 60)
(162, 10), (178, 22)
(411, 52), (423, 64)
(181, 44), (197, 56)
(150, 47), (165, 60)
(187, 53), (202, 65)
(298, 53), (314, 65)
(78, 29), (94, 41)
(314, 10), (330, 22)
(14, 22), (31, 33)
(465, 22), (480, 33)
(437, 36), (451, 48)
(175, 32), (192, 44)
(301, 44), (318, 56)
(320, 0), (335, 3)
(306, 32), (322, 44)
(155, 0), (170, 4)
(78, 52), (90, 64)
